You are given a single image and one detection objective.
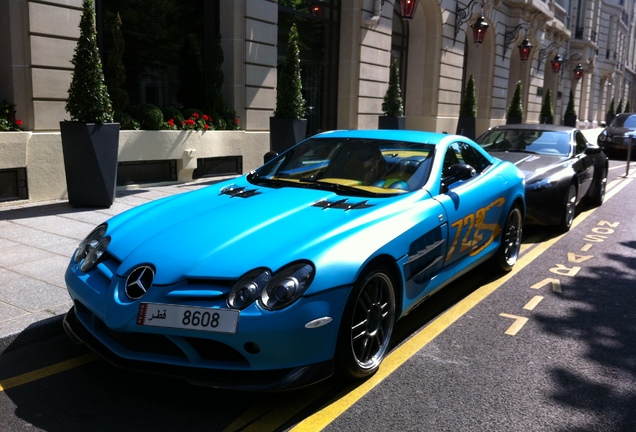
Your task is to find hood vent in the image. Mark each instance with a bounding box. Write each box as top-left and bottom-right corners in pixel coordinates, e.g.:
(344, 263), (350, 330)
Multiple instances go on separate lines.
(313, 199), (374, 211)
(220, 185), (261, 198)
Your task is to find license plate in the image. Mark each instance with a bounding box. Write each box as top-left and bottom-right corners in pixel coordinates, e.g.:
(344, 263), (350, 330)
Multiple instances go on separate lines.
(137, 303), (239, 334)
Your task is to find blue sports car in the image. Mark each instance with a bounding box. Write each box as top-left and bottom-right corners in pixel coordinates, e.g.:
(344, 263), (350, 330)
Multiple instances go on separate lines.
(63, 130), (525, 391)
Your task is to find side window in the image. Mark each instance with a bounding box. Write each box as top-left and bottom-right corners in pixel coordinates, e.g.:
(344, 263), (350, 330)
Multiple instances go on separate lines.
(574, 131), (587, 154)
(446, 142), (491, 174)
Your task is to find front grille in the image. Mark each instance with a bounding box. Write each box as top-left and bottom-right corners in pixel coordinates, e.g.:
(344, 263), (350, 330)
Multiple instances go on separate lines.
(76, 301), (249, 366)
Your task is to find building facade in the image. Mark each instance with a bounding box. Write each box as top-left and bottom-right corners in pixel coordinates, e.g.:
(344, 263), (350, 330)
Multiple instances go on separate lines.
(1, 0), (635, 203)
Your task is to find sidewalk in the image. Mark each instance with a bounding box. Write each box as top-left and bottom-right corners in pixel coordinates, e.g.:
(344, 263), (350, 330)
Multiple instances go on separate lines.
(0, 178), (226, 352)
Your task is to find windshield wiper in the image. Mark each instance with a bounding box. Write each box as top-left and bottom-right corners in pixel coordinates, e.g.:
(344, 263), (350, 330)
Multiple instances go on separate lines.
(302, 180), (387, 197)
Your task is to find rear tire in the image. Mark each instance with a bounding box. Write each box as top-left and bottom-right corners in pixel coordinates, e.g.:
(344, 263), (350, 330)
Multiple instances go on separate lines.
(587, 166), (607, 207)
(336, 268), (396, 380)
(494, 205), (523, 272)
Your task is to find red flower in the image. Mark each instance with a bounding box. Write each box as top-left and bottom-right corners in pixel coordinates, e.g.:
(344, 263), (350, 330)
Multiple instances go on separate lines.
(167, 119), (175, 127)
(234, 117), (239, 124)
(16, 119), (23, 126)
(203, 114), (209, 121)
(192, 112), (199, 119)
(204, 124), (209, 130)
(187, 119), (195, 126)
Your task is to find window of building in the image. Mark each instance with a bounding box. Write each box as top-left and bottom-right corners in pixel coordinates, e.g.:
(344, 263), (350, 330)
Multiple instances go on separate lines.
(96, 0), (220, 112)
(278, 1), (340, 136)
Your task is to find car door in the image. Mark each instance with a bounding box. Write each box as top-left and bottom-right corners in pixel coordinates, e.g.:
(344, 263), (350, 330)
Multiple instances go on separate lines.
(573, 130), (594, 198)
(433, 142), (509, 267)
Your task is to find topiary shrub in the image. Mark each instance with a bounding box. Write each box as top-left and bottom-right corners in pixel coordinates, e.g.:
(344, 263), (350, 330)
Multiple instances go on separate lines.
(114, 111), (138, 130)
(161, 107), (184, 126)
(564, 90), (577, 127)
(506, 81), (524, 124)
(382, 59), (404, 117)
(273, 23), (305, 120)
(65, 0), (113, 123)
(133, 103), (163, 130)
(540, 89), (554, 124)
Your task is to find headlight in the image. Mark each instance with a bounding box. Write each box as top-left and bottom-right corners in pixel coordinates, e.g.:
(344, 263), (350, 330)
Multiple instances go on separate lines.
(527, 178), (557, 191)
(260, 262), (315, 311)
(74, 224), (110, 272)
(227, 268), (272, 310)
(598, 132), (607, 142)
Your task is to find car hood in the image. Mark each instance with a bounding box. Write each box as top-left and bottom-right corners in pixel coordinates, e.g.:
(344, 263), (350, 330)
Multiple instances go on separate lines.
(490, 151), (564, 177)
(604, 126), (635, 136)
(105, 178), (422, 285)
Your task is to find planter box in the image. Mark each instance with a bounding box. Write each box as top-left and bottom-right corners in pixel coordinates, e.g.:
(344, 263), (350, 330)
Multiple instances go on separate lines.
(378, 116), (406, 130)
(118, 130), (269, 181)
(60, 122), (120, 207)
(269, 118), (307, 154)
(0, 131), (31, 169)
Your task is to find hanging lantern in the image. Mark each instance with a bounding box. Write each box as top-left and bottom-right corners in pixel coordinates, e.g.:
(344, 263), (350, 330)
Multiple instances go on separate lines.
(471, 15), (489, 44)
(400, 0), (420, 19)
(551, 54), (564, 73)
(518, 38), (533, 61)
(573, 64), (584, 80)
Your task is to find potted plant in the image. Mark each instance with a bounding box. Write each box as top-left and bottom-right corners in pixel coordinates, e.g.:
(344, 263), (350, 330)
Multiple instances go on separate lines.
(270, 23), (306, 153)
(379, 59), (405, 129)
(506, 81), (524, 124)
(540, 89), (554, 124)
(616, 98), (623, 115)
(605, 97), (615, 125)
(456, 74), (477, 139)
(0, 100), (23, 131)
(564, 90), (577, 127)
(60, 0), (120, 207)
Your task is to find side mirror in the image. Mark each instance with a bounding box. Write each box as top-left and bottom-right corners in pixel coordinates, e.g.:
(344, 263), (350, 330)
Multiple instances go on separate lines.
(264, 151), (278, 164)
(585, 146), (602, 155)
(442, 164), (476, 191)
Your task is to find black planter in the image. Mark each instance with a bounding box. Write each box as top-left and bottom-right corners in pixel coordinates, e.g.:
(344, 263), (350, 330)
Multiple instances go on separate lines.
(540, 115), (554, 124)
(378, 116), (406, 130)
(563, 113), (577, 127)
(506, 114), (522, 125)
(269, 117), (307, 154)
(60, 121), (120, 207)
(456, 116), (476, 139)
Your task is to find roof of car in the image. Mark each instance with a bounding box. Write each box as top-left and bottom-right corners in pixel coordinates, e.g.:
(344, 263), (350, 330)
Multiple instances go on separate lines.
(313, 129), (454, 144)
(485, 124), (576, 133)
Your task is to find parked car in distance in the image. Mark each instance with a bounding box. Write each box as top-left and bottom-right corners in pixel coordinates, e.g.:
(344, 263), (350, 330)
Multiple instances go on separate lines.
(597, 112), (636, 154)
(476, 124), (608, 232)
(63, 129), (525, 391)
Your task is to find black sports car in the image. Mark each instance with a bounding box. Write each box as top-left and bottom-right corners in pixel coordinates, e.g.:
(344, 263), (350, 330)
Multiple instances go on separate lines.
(476, 124), (608, 231)
(597, 112), (636, 154)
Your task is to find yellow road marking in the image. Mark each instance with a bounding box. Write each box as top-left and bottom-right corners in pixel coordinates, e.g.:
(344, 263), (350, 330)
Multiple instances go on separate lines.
(0, 352), (98, 392)
(499, 313), (529, 335)
(531, 278), (562, 293)
(524, 296), (544, 310)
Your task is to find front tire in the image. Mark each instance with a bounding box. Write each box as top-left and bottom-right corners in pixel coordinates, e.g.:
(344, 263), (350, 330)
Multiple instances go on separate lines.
(494, 205), (523, 272)
(336, 268), (396, 380)
(558, 183), (577, 232)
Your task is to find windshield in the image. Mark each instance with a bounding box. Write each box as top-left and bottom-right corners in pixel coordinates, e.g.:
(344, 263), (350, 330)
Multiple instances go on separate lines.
(252, 138), (435, 195)
(476, 129), (571, 157)
(610, 114), (636, 129)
